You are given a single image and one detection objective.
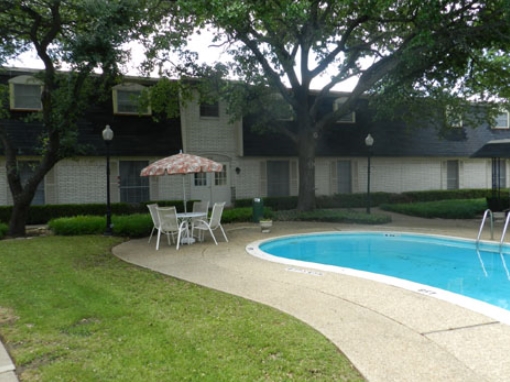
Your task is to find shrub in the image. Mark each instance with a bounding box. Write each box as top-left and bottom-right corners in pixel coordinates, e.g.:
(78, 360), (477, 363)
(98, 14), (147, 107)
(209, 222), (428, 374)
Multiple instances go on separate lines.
(48, 207), (277, 237)
(222, 207), (274, 223)
(49, 214), (154, 237)
(234, 197), (298, 211)
(112, 214), (153, 238)
(48, 216), (105, 235)
(0, 223), (8, 239)
(380, 198), (488, 219)
(0, 200), (192, 225)
(400, 189), (492, 203)
(235, 189), (494, 212)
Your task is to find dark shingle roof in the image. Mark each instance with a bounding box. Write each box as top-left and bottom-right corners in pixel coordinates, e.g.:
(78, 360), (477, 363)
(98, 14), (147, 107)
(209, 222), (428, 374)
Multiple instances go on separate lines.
(243, 106), (510, 158)
(471, 139), (510, 158)
(0, 113), (182, 158)
(0, 69), (182, 157)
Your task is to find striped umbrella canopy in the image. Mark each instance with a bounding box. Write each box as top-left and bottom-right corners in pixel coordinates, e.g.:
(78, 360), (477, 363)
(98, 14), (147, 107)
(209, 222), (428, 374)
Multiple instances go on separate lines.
(140, 152), (223, 176)
(140, 152), (223, 212)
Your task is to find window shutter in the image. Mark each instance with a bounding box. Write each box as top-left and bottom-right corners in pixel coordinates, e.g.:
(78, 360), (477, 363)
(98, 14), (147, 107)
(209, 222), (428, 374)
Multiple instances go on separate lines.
(150, 176), (159, 200)
(260, 161), (267, 196)
(45, 168), (56, 204)
(290, 160), (298, 195)
(109, 160), (119, 203)
(330, 161), (337, 194)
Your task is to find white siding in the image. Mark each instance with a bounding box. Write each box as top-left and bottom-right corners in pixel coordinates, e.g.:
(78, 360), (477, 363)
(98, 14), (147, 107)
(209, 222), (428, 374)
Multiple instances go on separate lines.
(53, 158), (113, 204)
(0, 162), (7, 205)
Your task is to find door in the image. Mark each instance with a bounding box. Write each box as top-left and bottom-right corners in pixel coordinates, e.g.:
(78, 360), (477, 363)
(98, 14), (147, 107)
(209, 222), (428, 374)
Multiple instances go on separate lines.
(446, 160), (459, 190)
(267, 160), (290, 197)
(119, 161), (149, 203)
(337, 160), (352, 194)
(192, 163), (231, 206)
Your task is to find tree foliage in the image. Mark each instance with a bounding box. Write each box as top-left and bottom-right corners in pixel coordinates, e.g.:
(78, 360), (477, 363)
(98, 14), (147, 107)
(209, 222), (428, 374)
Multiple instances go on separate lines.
(150, 0), (510, 210)
(0, 0), (167, 236)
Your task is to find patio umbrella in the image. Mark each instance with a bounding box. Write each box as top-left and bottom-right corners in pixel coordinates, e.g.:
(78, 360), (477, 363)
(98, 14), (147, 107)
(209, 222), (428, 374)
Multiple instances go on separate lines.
(140, 152), (223, 212)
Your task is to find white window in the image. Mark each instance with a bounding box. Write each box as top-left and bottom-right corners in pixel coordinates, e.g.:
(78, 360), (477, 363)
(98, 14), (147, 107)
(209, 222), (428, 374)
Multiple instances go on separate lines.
(194, 165), (228, 186)
(8, 75), (42, 110)
(200, 100), (220, 118)
(493, 111), (509, 129)
(446, 107), (463, 128)
(112, 83), (151, 115)
(215, 166), (227, 186)
(333, 97), (356, 123)
(269, 93), (294, 121)
(194, 173), (207, 186)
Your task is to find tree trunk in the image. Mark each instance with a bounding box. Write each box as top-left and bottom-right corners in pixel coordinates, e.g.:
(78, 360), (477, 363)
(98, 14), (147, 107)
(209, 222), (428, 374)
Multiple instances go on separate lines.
(7, 173), (44, 237)
(9, 200), (31, 237)
(296, 127), (317, 211)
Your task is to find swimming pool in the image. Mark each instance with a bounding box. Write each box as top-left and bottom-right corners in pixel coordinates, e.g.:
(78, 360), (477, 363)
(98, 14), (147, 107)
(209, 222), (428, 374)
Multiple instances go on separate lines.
(246, 232), (510, 324)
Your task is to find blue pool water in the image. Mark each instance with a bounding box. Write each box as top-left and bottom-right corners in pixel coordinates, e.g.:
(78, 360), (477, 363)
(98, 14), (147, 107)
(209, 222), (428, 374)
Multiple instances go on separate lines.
(254, 232), (510, 315)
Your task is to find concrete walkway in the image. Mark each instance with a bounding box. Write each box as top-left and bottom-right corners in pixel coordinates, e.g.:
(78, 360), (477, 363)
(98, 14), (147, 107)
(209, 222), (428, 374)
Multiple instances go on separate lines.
(113, 211), (510, 382)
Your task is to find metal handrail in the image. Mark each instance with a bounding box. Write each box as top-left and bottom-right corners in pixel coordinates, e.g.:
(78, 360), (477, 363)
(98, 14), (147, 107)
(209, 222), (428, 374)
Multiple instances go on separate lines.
(500, 212), (510, 252)
(477, 209), (494, 247)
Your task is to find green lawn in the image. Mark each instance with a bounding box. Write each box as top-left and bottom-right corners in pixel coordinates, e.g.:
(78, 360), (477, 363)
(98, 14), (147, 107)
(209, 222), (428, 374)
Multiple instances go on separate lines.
(0, 236), (364, 381)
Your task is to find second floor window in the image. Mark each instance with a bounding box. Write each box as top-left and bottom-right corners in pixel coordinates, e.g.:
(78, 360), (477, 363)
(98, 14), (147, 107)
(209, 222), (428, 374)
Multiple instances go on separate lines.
(112, 83), (151, 115)
(9, 75), (42, 110)
(333, 97), (356, 123)
(445, 106), (463, 128)
(200, 100), (219, 118)
(117, 90), (142, 113)
(493, 111), (509, 129)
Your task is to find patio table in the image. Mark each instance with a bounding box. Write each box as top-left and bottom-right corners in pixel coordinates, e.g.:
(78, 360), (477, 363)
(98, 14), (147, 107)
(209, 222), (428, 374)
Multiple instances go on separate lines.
(177, 212), (207, 244)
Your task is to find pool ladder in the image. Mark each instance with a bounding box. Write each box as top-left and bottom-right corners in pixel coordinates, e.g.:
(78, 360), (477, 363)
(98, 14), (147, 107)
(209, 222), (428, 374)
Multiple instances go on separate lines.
(477, 209), (494, 247)
(477, 209), (510, 251)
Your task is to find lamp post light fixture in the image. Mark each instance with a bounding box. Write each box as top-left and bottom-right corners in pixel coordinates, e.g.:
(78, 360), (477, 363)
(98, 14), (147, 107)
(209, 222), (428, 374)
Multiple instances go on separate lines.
(102, 125), (114, 235)
(365, 134), (374, 214)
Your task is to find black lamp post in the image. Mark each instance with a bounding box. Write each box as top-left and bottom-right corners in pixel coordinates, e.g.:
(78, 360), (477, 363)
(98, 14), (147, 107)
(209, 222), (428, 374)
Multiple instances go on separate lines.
(365, 133), (374, 214)
(102, 125), (114, 235)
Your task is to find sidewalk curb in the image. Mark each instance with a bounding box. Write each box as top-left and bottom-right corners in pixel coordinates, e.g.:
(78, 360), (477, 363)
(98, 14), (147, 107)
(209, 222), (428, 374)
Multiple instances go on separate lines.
(0, 343), (17, 382)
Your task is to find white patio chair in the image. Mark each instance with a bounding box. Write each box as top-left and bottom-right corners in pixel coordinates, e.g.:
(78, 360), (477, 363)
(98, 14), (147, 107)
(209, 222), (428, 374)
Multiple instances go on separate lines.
(191, 202), (228, 245)
(192, 200), (209, 215)
(191, 200), (209, 234)
(147, 203), (159, 243)
(155, 206), (188, 250)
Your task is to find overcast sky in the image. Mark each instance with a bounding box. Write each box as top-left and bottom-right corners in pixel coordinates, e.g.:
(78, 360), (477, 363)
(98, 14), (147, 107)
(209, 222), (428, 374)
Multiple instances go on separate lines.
(8, 31), (357, 91)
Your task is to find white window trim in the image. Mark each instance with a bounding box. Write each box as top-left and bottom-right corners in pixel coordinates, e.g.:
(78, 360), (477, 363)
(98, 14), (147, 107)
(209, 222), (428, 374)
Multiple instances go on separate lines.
(8, 75), (43, 111)
(493, 110), (510, 129)
(112, 83), (151, 116)
(445, 106), (463, 128)
(199, 100), (220, 119)
(269, 93), (294, 121)
(333, 97), (356, 124)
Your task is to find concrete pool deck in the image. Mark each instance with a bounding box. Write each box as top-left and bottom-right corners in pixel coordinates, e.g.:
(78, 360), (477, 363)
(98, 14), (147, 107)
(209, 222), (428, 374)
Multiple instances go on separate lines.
(112, 209), (510, 382)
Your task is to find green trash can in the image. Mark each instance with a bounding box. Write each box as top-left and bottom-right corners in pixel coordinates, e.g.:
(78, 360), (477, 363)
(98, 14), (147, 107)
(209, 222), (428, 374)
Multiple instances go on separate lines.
(252, 198), (264, 223)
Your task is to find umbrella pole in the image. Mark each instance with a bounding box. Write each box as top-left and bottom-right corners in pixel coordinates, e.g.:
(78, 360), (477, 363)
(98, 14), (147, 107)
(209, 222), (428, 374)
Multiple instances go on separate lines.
(182, 175), (187, 213)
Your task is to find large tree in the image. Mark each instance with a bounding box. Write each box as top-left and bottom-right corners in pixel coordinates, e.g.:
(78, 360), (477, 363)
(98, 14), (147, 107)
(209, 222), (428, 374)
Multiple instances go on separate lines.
(0, 0), (167, 237)
(153, 0), (510, 211)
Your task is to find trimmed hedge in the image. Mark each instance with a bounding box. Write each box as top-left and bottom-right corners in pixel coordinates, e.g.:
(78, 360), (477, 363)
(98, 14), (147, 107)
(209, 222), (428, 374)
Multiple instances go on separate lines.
(235, 189), (494, 211)
(48, 207), (275, 237)
(0, 200), (193, 225)
(380, 198), (488, 219)
(0, 189), (499, 225)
